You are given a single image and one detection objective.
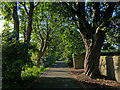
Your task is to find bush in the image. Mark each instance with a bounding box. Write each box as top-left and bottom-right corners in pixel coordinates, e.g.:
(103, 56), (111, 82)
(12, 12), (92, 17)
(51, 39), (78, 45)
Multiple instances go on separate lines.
(21, 66), (47, 79)
(20, 66), (49, 88)
(2, 41), (33, 88)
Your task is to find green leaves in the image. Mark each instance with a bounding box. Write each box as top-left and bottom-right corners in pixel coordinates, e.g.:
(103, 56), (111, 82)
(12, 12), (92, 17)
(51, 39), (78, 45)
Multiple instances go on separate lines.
(2, 38), (35, 87)
(0, 2), (16, 22)
(21, 66), (45, 78)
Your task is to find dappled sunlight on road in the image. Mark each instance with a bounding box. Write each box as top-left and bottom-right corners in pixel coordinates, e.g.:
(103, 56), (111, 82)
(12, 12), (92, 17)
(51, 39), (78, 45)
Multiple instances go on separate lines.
(26, 60), (83, 88)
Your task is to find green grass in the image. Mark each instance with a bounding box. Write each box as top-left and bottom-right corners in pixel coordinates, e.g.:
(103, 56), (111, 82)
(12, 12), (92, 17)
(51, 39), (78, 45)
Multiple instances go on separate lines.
(21, 66), (48, 78)
(20, 66), (49, 88)
(2, 56), (57, 88)
(20, 58), (57, 88)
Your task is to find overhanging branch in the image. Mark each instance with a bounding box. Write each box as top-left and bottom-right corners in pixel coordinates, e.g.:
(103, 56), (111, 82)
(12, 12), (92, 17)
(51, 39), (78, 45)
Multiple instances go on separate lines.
(96, 14), (120, 32)
(19, 2), (29, 15)
(111, 20), (120, 28)
(34, 2), (40, 8)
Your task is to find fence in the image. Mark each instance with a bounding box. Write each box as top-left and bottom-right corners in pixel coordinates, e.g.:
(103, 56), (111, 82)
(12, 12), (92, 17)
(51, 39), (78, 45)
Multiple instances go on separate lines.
(73, 53), (120, 83)
(99, 55), (120, 83)
(73, 54), (84, 69)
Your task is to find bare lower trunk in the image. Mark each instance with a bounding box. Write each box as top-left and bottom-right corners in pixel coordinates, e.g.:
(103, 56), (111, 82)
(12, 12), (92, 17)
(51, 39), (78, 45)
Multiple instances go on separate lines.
(84, 30), (106, 78)
(37, 59), (40, 67)
(37, 53), (44, 67)
(84, 48), (101, 78)
(13, 67), (22, 82)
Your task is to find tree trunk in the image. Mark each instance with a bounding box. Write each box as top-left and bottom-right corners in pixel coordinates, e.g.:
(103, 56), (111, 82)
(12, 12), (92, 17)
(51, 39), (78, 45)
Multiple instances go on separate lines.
(83, 30), (106, 78)
(37, 53), (43, 67)
(37, 27), (50, 67)
(12, 2), (19, 40)
(37, 59), (40, 67)
(26, 2), (34, 43)
(13, 67), (22, 82)
(24, 16), (27, 43)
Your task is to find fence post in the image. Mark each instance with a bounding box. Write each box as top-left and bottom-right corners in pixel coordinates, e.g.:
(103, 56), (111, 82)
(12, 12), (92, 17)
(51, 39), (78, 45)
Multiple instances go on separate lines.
(73, 54), (84, 69)
(113, 56), (120, 83)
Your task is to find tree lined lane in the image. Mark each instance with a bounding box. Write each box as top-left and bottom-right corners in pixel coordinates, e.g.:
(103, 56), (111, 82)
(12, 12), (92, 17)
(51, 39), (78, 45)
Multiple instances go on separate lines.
(27, 60), (84, 88)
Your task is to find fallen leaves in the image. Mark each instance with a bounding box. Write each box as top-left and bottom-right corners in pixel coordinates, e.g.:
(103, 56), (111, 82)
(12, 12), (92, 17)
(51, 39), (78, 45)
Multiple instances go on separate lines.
(68, 68), (120, 88)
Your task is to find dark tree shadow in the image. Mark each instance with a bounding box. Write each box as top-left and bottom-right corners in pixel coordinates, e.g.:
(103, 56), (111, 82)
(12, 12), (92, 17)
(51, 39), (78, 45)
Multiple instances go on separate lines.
(26, 77), (83, 89)
(26, 77), (119, 89)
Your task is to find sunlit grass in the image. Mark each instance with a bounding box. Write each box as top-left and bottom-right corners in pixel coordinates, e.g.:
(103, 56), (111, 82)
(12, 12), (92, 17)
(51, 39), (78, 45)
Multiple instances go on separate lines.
(20, 66), (49, 88)
(21, 66), (48, 79)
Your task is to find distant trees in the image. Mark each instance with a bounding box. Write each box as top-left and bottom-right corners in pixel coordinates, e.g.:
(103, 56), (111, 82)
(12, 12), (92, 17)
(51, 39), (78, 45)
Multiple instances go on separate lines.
(57, 22), (85, 65)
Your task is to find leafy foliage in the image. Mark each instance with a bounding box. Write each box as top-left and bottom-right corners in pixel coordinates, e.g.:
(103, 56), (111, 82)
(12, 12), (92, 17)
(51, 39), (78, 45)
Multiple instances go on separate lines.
(2, 26), (34, 88)
(1, 2), (120, 88)
(21, 66), (47, 79)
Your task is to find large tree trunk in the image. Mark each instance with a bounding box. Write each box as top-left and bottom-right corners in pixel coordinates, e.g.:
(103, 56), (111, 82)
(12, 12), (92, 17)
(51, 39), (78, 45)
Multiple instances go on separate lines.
(83, 30), (106, 78)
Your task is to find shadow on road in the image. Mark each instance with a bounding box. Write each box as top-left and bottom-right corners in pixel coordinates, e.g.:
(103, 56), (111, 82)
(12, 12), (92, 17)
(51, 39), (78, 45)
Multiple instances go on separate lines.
(26, 77), (83, 89)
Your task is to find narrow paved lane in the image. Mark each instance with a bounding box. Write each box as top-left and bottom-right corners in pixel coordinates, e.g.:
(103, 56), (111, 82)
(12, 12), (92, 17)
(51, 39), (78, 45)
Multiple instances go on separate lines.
(27, 60), (84, 89)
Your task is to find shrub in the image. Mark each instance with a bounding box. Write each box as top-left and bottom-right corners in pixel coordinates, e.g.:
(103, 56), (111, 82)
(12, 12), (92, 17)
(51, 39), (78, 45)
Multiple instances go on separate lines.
(2, 41), (34, 88)
(21, 66), (47, 79)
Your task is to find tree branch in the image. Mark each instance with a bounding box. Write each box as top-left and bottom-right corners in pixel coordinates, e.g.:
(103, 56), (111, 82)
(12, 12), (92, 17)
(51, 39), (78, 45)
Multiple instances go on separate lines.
(19, 2), (29, 15)
(38, 31), (44, 53)
(96, 13), (120, 32)
(77, 2), (93, 38)
(42, 28), (50, 54)
(103, 2), (116, 19)
(96, 2), (117, 33)
(111, 20), (120, 28)
(92, 2), (100, 28)
(108, 14), (120, 21)
(62, 2), (77, 15)
(37, 25), (44, 42)
(34, 2), (40, 8)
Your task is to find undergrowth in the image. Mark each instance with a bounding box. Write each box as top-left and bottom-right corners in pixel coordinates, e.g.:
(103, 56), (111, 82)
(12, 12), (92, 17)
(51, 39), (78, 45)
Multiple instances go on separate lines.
(20, 66), (49, 88)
